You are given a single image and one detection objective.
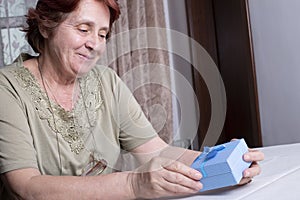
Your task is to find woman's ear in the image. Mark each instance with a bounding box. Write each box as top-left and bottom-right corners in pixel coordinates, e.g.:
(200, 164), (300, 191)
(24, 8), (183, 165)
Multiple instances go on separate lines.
(38, 24), (49, 38)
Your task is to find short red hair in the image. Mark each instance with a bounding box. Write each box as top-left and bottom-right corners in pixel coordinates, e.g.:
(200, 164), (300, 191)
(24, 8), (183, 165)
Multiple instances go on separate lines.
(23, 0), (120, 53)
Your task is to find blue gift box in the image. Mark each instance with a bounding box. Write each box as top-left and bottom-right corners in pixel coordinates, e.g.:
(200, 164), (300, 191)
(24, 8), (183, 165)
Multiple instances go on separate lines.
(191, 139), (251, 192)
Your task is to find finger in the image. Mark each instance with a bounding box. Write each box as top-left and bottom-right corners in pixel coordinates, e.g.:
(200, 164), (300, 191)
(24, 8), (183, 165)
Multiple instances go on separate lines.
(162, 170), (203, 192)
(159, 175), (201, 196)
(243, 149), (265, 162)
(243, 162), (261, 178)
(238, 177), (252, 186)
(163, 161), (202, 181)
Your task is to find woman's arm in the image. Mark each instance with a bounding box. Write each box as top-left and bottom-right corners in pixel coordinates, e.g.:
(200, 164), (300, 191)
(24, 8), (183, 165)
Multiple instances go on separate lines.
(2, 168), (134, 200)
(2, 158), (202, 200)
(2, 136), (263, 200)
(130, 136), (200, 166)
(130, 136), (264, 197)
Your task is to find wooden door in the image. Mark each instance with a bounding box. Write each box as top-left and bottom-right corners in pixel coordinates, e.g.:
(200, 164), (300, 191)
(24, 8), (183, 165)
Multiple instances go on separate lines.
(186, 0), (262, 148)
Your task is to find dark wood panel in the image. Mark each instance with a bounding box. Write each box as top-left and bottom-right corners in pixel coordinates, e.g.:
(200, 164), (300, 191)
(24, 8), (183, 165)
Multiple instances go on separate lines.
(212, 0), (262, 147)
(185, 0), (262, 148)
(185, 0), (218, 148)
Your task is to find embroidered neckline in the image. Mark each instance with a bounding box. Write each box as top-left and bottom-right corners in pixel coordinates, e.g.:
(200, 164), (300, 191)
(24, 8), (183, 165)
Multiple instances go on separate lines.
(12, 66), (103, 154)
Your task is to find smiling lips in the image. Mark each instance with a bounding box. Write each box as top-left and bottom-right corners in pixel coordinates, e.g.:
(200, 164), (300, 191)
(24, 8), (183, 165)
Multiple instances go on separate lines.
(78, 53), (95, 60)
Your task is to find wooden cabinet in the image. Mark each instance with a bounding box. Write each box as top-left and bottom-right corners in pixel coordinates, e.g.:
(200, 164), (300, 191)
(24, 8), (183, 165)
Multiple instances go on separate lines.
(186, 0), (262, 147)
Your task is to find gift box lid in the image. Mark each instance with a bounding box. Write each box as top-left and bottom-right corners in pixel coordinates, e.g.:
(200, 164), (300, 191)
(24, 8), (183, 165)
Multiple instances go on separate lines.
(203, 139), (249, 177)
(191, 139), (251, 191)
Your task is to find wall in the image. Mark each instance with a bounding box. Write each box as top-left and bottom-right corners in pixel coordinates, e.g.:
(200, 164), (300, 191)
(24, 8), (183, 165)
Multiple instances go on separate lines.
(248, 0), (300, 146)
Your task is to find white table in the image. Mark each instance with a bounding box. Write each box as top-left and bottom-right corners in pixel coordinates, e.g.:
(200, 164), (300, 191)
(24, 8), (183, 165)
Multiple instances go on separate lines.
(172, 143), (300, 200)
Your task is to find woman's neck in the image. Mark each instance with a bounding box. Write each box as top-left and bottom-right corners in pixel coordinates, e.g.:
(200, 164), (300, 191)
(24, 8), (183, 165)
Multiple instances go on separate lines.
(24, 56), (80, 111)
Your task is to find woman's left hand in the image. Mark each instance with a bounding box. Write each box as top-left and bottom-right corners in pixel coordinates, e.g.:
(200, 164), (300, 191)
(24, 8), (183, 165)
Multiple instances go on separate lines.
(239, 149), (265, 185)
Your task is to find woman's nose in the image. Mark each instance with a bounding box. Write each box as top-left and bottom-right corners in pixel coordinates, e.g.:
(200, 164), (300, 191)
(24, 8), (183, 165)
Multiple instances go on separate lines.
(85, 33), (103, 51)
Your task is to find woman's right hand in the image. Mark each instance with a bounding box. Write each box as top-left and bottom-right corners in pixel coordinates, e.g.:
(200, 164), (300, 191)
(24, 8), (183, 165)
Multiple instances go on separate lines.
(128, 157), (203, 199)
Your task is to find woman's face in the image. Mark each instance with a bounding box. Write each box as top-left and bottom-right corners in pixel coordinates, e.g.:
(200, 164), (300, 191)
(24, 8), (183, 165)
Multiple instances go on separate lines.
(44, 0), (110, 78)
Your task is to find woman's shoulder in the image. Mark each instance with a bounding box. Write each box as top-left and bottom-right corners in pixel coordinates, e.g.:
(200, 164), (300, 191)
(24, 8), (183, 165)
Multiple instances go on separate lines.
(0, 55), (35, 99)
(93, 65), (117, 75)
(0, 61), (20, 71)
(0, 54), (30, 79)
(0, 62), (27, 108)
(0, 62), (21, 84)
(92, 65), (121, 83)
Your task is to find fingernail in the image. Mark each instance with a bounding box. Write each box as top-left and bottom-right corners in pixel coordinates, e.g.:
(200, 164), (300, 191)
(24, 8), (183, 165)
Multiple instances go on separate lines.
(244, 154), (250, 160)
(194, 172), (202, 179)
(196, 182), (203, 191)
(244, 171), (250, 177)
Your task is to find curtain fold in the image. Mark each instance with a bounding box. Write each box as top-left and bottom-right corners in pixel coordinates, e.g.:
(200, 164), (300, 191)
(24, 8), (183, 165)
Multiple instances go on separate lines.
(104, 0), (173, 143)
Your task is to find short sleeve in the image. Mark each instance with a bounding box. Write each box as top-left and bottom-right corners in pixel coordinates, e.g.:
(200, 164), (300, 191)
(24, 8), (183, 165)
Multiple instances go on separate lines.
(98, 67), (158, 151)
(118, 81), (157, 150)
(0, 74), (38, 174)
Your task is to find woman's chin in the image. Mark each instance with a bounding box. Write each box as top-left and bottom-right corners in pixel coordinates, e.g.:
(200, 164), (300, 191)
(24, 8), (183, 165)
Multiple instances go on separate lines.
(76, 67), (93, 77)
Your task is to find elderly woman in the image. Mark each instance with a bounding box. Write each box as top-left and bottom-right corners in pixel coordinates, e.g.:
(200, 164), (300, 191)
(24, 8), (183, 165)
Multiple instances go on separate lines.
(0, 0), (264, 199)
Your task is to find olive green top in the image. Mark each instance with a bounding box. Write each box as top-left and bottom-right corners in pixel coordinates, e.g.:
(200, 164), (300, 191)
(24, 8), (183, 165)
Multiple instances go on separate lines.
(0, 55), (157, 198)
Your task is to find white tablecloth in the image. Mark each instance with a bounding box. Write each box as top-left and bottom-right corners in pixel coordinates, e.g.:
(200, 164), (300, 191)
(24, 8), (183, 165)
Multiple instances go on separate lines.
(171, 143), (300, 200)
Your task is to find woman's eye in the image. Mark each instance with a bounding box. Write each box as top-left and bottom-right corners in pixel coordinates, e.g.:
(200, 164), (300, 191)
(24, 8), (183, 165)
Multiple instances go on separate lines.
(79, 29), (88, 33)
(77, 24), (90, 33)
(98, 31), (108, 40)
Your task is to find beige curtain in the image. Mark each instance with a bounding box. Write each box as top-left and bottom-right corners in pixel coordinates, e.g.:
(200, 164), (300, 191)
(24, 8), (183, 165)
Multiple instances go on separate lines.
(102, 0), (173, 143)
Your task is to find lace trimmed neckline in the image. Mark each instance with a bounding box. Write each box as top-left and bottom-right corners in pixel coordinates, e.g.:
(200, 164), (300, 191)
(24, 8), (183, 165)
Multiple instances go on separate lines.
(12, 66), (103, 154)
